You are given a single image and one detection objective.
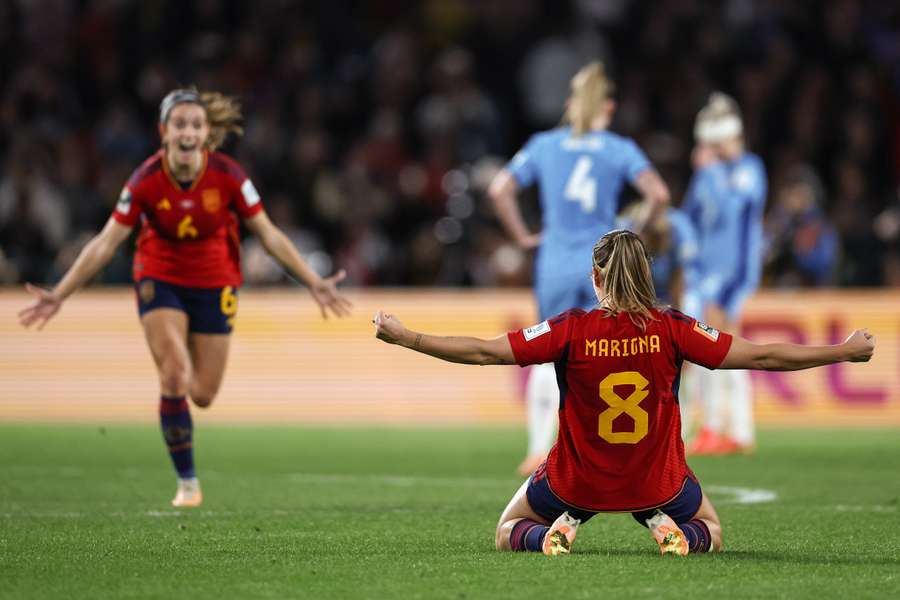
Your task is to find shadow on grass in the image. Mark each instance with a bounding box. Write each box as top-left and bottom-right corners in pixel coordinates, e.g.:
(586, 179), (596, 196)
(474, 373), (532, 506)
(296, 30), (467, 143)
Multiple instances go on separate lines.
(574, 548), (900, 567)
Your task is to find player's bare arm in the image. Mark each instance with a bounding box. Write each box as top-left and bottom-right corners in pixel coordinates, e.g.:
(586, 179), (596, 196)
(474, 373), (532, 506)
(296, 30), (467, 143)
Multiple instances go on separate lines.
(720, 329), (875, 371)
(374, 310), (515, 366)
(243, 211), (352, 319)
(629, 170), (671, 234)
(18, 218), (133, 330)
(487, 168), (540, 250)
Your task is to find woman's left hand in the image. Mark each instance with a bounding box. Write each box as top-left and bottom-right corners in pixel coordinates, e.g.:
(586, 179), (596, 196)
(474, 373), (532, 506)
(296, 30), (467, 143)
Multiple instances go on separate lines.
(310, 269), (353, 319)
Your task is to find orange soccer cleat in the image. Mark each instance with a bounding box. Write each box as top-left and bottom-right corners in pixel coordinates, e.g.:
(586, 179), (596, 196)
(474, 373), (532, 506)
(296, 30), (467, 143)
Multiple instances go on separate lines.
(542, 511), (581, 556)
(171, 477), (203, 508)
(686, 427), (723, 456)
(714, 437), (755, 456)
(646, 510), (689, 556)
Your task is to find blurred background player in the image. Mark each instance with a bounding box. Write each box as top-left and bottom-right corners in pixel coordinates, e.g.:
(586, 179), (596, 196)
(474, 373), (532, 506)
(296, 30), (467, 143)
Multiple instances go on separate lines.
(487, 62), (670, 474)
(618, 201), (700, 313)
(373, 229), (875, 557)
(18, 88), (352, 506)
(765, 165), (839, 287)
(683, 93), (768, 455)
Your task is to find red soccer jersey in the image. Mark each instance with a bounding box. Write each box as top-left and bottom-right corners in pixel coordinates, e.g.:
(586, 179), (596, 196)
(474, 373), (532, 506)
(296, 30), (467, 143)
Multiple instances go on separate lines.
(111, 150), (264, 288)
(508, 307), (733, 512)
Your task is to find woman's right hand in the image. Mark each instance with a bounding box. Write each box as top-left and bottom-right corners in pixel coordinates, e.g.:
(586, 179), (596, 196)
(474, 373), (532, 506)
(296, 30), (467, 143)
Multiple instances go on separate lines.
(843, 329), (875, 362)
(18, 283), (63, 330)
(373, 310), (407, 345)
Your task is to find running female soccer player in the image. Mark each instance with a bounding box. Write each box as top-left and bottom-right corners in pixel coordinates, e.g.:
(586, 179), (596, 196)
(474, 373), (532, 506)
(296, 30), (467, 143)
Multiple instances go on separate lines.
(18, 88), (352, 507)
(373, 230), (874, 556)
(488, 62), (670, 475)
(683, 92), (768, 455)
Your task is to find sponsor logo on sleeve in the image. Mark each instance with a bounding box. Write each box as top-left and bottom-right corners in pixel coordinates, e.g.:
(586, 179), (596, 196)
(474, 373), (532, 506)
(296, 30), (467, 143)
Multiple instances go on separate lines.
(523, 320), (550, 341)
(116, 188), (132, 214)
(241, 179), (261, 207)
(693, 321), (720, 342)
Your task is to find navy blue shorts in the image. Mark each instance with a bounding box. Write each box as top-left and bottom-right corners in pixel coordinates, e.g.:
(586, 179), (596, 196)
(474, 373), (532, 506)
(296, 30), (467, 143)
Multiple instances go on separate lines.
(135, 278), (237, 334)
(526, 464), (704, 526)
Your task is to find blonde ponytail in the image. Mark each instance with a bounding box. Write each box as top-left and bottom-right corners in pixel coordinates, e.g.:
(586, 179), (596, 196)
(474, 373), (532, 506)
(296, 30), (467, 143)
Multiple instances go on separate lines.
(200, 91), (243, 151)
(564, 62), (614, 136)
(592, 230), (658, 328)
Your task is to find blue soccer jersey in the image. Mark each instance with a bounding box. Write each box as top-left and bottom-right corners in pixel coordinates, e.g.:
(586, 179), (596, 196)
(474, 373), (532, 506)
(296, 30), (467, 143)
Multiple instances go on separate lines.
(683, 152), (767, 319)
(506, 127), (651, 318)
(650, 208), (700, 309)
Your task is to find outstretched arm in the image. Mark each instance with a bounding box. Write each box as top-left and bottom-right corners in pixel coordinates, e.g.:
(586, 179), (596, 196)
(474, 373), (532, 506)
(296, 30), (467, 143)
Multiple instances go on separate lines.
(244, 211), (352, 319)
(374, 311), (516, 366)
(18, 218), (132, 329)
(720, 329), (875, 371)
(487, 168), (540, 250)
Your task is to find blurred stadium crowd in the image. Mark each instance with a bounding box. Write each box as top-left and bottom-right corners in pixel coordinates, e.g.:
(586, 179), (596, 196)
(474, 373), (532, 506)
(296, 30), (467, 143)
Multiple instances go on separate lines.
(1, 0), (898, 288)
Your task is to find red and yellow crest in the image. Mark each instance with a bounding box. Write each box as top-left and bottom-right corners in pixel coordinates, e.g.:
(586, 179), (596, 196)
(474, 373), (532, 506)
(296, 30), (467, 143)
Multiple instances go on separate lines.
(202, 188), (222, 213)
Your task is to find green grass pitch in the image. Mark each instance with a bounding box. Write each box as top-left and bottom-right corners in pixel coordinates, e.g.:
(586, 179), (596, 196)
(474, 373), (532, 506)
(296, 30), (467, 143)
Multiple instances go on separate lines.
(1, 425), (898, 599)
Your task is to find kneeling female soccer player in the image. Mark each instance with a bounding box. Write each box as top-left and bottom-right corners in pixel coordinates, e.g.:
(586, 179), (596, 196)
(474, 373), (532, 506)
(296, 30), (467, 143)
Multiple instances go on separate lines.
(373, 230), (874, 556)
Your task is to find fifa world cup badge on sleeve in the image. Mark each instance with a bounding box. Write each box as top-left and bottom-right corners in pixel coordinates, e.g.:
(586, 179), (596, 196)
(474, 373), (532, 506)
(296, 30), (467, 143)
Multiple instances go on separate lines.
(116, 188), (132, 214)
(693, 321), (720, 342)
(241, 179), (261, 207)
(524, 320), (551, 341)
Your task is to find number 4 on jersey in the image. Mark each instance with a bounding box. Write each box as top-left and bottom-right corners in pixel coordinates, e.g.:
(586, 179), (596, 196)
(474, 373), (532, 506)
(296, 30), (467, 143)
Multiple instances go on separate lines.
(564, 156), (597, 213)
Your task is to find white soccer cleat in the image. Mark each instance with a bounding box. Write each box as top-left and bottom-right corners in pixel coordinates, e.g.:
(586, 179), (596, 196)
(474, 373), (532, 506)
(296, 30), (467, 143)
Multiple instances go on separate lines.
(646, 510), (688, 556)
(171, 477), (203, 508)
(542, 511), (581, 556)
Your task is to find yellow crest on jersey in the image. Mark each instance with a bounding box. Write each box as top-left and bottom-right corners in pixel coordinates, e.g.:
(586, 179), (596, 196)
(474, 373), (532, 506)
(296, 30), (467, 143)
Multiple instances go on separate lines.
(202, 188), (221, 213)
(156, 198), (171, 211)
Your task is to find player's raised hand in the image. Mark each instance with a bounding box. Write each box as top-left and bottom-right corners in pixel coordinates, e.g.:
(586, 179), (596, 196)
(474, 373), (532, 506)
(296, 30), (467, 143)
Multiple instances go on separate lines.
(843, 329), (875, 362)
(310, 269), (353, 319)
(18, 283), (63, 330)
(373, 310), (406, 345)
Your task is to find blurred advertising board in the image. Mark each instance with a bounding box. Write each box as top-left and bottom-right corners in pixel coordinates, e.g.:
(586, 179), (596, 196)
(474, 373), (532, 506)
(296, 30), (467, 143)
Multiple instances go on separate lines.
(1, 289), (897, 426)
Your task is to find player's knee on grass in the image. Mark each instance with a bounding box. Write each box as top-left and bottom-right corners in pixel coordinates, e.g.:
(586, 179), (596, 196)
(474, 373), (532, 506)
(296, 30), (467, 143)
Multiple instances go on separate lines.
(495, 519), (517, 552)
(706, 520), (723, 551)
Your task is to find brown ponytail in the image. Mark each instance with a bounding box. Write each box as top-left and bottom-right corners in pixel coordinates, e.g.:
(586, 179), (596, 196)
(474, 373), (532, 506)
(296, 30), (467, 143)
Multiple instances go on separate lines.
(592, 230), (658, 328)
(564, 62), (614, 136)
(200, 91), (243, 151)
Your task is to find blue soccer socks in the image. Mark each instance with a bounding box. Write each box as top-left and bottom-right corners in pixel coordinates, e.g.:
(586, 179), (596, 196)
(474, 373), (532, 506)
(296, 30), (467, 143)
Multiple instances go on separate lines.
(159, 395), (195, 479)
(509, 519), (550, 552)
(680, 519), (712, 553)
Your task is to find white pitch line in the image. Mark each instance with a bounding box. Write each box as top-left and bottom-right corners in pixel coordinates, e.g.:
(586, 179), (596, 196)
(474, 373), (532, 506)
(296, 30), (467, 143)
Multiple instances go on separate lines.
(705, 485), (778, 505)
(286, 472), (520, 487)
(830, 504), (897, 513)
